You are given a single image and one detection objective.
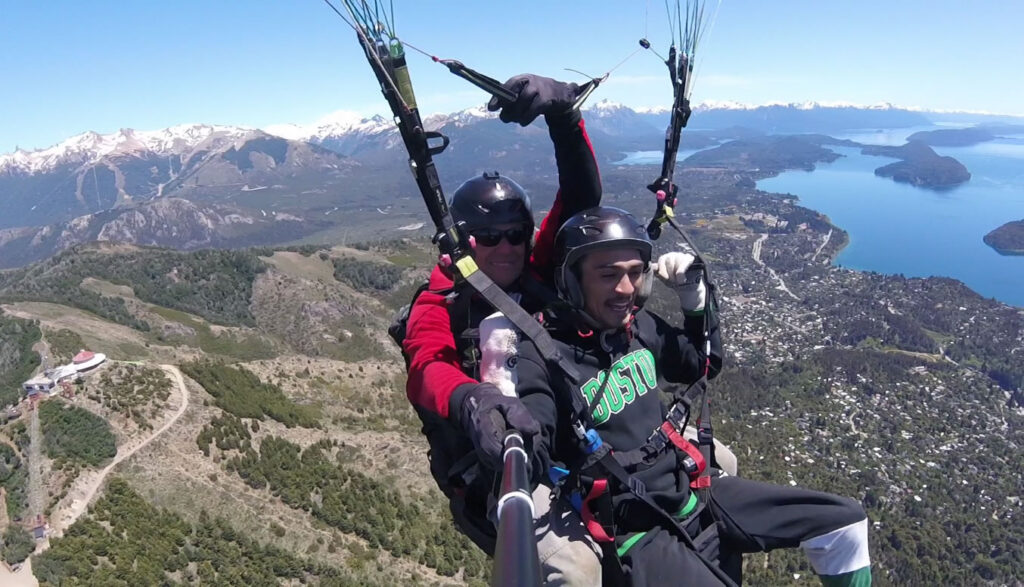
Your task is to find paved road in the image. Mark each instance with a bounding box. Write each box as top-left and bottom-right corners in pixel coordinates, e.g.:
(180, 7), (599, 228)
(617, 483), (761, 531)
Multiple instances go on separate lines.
(811, 229), (833, 264)
(751, 234), (801, 301)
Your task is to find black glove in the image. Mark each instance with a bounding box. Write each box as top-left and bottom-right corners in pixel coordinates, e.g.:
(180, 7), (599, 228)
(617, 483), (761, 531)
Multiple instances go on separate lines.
(452, 382), (540, 470)
(487, 74), (579, 127)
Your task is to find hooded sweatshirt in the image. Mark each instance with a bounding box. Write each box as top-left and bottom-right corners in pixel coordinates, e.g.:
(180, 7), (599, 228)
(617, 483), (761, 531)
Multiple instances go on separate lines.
(515, 309), (722, 530)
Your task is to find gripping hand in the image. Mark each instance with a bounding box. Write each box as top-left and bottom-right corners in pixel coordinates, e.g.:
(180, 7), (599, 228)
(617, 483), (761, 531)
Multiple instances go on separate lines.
(487, 74), (579, 126)
(454, 382), (540, 470)
(655, 251), (707, 314)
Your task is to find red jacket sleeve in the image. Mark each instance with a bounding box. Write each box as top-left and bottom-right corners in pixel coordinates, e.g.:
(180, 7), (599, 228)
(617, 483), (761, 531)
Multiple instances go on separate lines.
(403, 265), (475, 418)
(530, 112), (602, 283)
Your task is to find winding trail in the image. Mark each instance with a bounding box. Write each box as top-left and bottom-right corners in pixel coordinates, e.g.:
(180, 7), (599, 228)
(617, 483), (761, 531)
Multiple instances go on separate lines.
(45, 364), (190, 542)
(847, 408), (863, 436)
(751, 234), (801, 301)
(0, 364), (188, 585)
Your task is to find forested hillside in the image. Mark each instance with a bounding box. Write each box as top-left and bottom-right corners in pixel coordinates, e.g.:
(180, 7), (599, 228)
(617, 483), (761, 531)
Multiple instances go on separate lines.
(0, 209), (1018, 584)
(0, 312), (41, 407)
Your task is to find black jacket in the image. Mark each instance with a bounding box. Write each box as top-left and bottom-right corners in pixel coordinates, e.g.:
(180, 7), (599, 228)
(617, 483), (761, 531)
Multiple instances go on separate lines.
(516, 308), (722, 530)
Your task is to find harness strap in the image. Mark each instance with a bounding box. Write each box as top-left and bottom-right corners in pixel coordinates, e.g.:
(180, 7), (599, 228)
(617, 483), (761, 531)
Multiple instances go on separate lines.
(580, 479), (614, 543)
(591, 451), (737, 587)
(461, 263), (582, 386)
(660, 421), (707, 482)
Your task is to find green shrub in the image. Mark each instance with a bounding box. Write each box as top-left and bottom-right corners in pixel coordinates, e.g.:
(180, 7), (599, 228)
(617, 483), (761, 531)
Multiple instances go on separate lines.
(181, 361), (319, 428)
(39, 400), (117, 467)
(331, 257), (402, 291)
(1, 525), (34, 565)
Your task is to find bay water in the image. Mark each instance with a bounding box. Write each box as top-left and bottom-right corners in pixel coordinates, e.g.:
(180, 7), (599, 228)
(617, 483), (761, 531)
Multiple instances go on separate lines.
(619, 128), (1024, 307)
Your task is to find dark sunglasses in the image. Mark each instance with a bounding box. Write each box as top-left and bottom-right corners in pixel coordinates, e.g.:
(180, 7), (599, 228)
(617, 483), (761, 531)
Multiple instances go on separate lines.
(470, 226), (530, 247)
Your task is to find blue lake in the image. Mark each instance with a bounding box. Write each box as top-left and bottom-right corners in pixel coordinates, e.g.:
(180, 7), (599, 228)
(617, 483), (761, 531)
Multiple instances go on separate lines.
(617, 128), (1024, 307)
(613, 149), (703, 165)
(758, 134), (1024, 307)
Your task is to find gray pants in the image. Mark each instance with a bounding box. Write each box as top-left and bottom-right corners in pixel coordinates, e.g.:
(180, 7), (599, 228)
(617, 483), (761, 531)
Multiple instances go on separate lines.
(534, 428), (738, 586)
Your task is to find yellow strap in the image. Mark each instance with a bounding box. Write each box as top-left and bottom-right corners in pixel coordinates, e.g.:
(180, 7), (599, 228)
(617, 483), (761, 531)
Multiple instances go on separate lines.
(455, 256), (479, 277)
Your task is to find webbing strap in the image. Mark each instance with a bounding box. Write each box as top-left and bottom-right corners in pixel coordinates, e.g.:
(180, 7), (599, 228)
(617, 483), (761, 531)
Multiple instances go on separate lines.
(580, 479), (614, 543)
(660, 421), (707, 482)
(461, 261), (581, 385)
(594, 452), (737, 587)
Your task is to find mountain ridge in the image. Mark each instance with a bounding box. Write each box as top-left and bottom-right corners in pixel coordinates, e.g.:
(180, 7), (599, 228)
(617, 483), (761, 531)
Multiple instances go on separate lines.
(10, 101), (1011, 172)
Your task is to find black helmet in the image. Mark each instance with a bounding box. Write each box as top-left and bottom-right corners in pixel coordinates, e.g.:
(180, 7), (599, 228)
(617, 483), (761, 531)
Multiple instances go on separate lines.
(450, 171), (534, 232)
(554, 206), (654, 311)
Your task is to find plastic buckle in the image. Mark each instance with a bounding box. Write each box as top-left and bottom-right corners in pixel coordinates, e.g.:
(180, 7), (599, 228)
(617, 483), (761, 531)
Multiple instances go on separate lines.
(628, 476), (646, 497)
(697, 424), (713, 446)
(646, 426), (669, 452)
(681, 454), (700, 480)
(548, 466), (569, 486)
(666, 404), (688, 430)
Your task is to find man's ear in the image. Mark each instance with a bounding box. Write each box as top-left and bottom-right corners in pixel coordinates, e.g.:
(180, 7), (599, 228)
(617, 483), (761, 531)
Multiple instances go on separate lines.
(635, 264), (654, 307)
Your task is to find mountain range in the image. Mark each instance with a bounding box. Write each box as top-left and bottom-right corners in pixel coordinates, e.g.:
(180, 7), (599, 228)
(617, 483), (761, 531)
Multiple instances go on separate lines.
(0, 98), (1021, 583)
(0, 101), (1015, 269)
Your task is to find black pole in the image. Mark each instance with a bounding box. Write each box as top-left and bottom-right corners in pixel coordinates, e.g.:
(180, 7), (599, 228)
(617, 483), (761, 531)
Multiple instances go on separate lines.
(491, 432), (542, 587)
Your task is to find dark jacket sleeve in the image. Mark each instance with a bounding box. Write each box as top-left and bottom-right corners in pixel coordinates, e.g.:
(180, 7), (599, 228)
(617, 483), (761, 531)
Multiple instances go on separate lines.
(514, 340), (560, 486)
(529, 110), (602, 284)
(641, 307), (723, 384)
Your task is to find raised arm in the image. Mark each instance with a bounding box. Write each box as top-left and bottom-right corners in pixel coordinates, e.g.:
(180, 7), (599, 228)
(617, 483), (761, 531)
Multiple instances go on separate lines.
(641, 309), (722, 385)
(484, 73), (602, 283)
(530, 109), (602, 281)
(650, 250), (723, 382)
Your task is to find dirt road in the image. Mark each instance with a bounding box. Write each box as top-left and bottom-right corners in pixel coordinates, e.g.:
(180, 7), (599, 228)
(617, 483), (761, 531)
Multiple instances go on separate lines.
(46, 364), (190, 540)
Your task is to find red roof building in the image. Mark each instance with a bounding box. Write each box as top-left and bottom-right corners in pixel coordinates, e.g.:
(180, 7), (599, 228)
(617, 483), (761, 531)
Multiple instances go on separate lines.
(72, 350), (96, 364)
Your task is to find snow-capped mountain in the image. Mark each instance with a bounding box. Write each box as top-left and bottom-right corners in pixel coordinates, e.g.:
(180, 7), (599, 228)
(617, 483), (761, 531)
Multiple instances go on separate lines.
(422, 105), (496, 129)
(581, 99), (662, 137)
(265, 110), (393, 143)
(692, 99), (904, 112)
(266, 111), (399, 157)
(0, 124), (253, 175)
(1, 99), (1004, 250)
(0, 125), (354, 231)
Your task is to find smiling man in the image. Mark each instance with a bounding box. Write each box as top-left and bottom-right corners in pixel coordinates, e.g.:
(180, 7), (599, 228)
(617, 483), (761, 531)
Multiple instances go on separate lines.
(400, 74), (604, 563)
(511, 206), (872, 586)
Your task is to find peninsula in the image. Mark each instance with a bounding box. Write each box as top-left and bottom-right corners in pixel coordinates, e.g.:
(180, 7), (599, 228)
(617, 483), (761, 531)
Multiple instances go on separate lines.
(984, 219), (1024, 255)
(862, 141), (970, 188)
(907, 124), (1024, 147)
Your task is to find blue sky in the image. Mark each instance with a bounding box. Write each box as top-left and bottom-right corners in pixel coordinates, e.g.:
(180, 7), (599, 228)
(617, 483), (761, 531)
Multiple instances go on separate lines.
(2, 0), (1021, 154)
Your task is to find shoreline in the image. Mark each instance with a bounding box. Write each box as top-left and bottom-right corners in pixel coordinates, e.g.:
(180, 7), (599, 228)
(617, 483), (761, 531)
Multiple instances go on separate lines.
(752, 171), (1022, 309)
(985, 246), (1024, 257)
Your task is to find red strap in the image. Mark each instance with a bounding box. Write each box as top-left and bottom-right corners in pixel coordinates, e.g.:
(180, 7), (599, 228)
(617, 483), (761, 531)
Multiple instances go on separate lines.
(660, 422), (707, 480)
(690, 476), (711, 489)
(581, 479), (614, 543)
